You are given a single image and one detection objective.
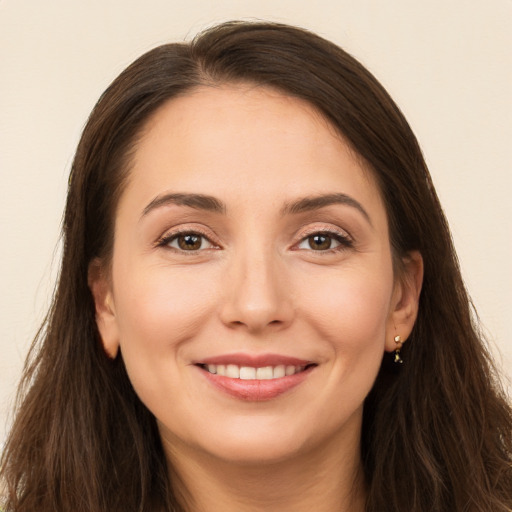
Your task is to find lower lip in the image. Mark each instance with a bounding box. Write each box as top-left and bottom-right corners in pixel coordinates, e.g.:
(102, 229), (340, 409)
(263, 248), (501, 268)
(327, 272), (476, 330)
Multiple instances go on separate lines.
(199, 366), (314, 401)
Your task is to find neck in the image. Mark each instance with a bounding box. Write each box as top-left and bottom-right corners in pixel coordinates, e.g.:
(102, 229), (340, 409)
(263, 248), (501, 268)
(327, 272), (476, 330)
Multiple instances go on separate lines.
(162, 427), (366, 512)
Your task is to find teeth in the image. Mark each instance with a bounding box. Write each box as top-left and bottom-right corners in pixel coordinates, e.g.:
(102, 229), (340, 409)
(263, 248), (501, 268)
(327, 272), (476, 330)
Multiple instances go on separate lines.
(273, 365), (285, 378)
(256, 366), (273, 380)
(240, 367), (256, 380)
(226, 364), (240, 378)
(203, 363), (308, 379)
(285, 365), (296, 376)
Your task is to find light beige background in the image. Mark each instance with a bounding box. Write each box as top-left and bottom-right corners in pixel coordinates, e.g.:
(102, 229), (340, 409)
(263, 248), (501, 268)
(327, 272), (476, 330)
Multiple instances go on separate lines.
(1, 0), (511, 444)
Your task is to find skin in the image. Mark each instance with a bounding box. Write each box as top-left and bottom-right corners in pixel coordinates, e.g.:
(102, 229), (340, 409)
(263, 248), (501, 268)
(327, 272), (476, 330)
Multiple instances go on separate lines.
(90, 85), (423, 511)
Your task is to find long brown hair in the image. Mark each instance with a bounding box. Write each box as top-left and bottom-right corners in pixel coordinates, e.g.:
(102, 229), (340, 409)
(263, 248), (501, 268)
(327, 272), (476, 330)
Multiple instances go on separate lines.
(1, 21), (511, 512)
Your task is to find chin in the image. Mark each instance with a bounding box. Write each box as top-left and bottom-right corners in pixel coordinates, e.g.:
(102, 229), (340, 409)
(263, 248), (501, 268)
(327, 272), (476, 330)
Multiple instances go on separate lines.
(167, 406), (361, 467)
(202, 434), (308, 465)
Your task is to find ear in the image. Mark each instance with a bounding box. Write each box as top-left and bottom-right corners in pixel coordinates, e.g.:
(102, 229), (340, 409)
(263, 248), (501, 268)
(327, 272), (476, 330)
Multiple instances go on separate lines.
(385, 251), (424, 352)
(88, 258), (120, 359)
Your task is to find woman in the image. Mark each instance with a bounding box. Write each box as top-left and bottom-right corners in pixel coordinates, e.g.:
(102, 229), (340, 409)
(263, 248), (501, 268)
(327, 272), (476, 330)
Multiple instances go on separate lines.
(1, 21), (511, 512)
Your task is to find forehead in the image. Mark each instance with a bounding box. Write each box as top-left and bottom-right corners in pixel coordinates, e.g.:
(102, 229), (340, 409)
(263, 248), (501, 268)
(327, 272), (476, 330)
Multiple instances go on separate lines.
(120, 84), (386, 225)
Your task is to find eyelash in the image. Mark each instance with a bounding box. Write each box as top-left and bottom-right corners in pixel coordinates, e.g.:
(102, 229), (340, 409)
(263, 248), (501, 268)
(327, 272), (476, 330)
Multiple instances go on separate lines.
(156, 229), (220, 253)
(294, 228), (354, 254)
(156, 227), (353, 255)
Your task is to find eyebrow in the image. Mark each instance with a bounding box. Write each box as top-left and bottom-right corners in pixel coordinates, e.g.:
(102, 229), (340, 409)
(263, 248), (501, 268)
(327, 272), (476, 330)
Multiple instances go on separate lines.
(281, 193), (372, 226)
(140, 191), (371, 226)
(141, 193), (226, 219)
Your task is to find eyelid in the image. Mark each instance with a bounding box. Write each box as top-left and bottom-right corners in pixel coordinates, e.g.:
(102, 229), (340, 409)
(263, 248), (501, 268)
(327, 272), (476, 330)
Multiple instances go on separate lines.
(294, 223), (352, 243)
(292, 224), (354, 252)
(155, 225), (221, 251)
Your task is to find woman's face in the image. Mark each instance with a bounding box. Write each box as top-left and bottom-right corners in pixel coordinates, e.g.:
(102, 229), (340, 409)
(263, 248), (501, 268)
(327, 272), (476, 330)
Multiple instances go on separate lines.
(92, 85), (421, 465)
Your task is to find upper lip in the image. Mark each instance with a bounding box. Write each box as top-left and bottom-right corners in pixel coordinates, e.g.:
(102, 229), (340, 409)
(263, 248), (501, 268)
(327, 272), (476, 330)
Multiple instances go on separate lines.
(194, 353), (315, 367)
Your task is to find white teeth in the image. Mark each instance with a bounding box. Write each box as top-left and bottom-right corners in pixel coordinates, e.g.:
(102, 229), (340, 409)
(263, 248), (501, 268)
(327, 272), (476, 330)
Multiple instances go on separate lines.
(240, 366), (256, 380)
(256, 366), (273, 380)
(285, 365), (296, 376)
(203, 363), (310, 379)
(273, 365), (285, 378)
(226, 364), (240, 378)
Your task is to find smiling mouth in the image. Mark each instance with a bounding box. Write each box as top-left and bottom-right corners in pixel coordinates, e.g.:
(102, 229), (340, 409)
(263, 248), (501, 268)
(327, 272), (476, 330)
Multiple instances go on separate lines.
(197, 363), (316, 380)
(194, 354), (318, 400)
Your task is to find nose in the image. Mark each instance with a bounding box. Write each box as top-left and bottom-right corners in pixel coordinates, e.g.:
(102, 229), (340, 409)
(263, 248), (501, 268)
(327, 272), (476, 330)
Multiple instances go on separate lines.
(219, 246), (294, 334)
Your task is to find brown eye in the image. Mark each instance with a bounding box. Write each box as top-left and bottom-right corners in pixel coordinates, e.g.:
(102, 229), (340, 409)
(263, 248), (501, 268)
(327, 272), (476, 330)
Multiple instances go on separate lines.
(308, 234), (333, 250)
(296, 230), (352, 252)
(163, 232), (216, 252)
(177, 234), (202, 250)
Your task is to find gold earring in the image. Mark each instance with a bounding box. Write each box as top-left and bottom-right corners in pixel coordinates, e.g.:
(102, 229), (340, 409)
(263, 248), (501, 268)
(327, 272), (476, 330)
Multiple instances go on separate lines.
(394, 335), (403, 364)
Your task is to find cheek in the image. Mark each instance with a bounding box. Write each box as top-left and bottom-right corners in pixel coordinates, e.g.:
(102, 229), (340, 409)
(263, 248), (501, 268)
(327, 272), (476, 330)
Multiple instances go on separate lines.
(110, 264), (221, 418)
(112, 263), (219, 357)
(297, 263), (394, 355)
